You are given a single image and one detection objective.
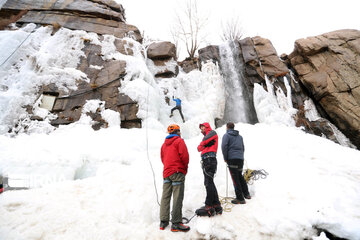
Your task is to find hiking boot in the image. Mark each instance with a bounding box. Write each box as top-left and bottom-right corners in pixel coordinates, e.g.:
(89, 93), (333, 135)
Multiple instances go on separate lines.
(203, 205), (215, 216)
(160, 221), (169, 230)
(231, 199), (246, 204)
(213, 205), (223, 215)
(244, 194), (251, 200)
(169, 114), (173, 117)
(171, 223), (190, 232)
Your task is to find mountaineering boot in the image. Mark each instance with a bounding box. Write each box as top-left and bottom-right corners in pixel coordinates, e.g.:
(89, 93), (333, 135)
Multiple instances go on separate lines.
(244, 194), (251, 200)
(213, 205), (223, 215)
(231, 199), (246, 204)
(160, 221), (169, 230)
(195, 205), (215, 217)
(171, 223), (190, 232)
(169, 114), (173, 117)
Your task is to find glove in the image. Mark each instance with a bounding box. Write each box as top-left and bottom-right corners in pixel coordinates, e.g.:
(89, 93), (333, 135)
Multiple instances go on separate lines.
(204, 139), (215, 147)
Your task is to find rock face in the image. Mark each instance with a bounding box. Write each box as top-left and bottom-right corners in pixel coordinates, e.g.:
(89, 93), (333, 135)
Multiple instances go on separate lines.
(0, 0), (143, 130)
(0, 0), (142, 42)
(198, 34), (356, 148)
(42, 38), (141, 130)
(289, 29), (360, 148)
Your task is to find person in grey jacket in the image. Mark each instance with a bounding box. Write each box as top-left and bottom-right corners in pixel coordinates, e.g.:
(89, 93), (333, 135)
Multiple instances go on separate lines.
(221, 122), (251, 204)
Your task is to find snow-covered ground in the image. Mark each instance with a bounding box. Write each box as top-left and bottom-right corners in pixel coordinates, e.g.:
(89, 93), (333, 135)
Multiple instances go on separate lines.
(0, 25), (360, 240)
(1, 121), (359, 240)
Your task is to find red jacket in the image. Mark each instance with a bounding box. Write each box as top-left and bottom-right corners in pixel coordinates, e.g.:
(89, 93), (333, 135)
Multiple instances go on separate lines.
(161, 134), (189, 178)
(197, 122), (218, 156)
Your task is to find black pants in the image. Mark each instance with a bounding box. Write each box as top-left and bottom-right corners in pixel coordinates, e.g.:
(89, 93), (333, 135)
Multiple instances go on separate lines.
(202, 157), (220, 206)
(227, 159), (249, 201)
(170, 106), (185, 122)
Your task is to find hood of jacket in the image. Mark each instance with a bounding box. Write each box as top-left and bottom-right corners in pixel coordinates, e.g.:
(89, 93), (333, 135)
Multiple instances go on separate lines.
(200, 122), (212, 135)
(164, 134), (180, 145)
(227, 129), (239, 136)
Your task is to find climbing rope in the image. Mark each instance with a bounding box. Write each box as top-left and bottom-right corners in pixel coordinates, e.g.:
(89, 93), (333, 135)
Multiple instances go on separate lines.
(243, 159), (268, 185)
(219, 166), (235, 212)
(244, 169), (269, 185)
(144, 83), (161, 207)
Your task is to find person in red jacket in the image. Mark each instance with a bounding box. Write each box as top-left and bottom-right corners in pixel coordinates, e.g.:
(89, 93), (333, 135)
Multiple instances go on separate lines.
(160, 124), (190, 232)
(197, 122), (222, 216)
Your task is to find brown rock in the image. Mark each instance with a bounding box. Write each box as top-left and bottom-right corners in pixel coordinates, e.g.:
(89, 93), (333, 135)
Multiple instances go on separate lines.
(114, 39), (135, 56)
(251, 36), (289, 78)
(198, 45), (220, 66)
(2, 0), (126, 22)
(289, 29), (360, 148)
(147, 41), (176, 60)
(17, 11), (141, 42)
(0, 0), (143, 42)
(178, 57), (199, 73)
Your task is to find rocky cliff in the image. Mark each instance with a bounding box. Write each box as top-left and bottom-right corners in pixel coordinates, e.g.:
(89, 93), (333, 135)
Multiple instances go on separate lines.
(198, 30), (360, 149)
(0, 0), (141, 41)
(288, 30), (360, 149)
(0, 0), (143, 130)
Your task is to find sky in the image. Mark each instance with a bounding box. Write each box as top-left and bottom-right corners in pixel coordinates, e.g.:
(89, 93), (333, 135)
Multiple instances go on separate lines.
(119, 0), (360, 59)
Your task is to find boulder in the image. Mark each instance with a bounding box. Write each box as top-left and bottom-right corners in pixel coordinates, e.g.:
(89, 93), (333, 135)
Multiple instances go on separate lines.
(289, 29), (360, 148)
(2, 0), (125, 21)
(178, 57), (199, 73)
(0, 0), (142, 42)
(244, 36), (289, 79)
(147, 41), (176, 60)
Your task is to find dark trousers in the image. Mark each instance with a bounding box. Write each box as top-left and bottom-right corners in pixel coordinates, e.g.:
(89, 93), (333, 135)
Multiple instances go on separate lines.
(202, 157), (220, 206)
(170, 106), (185, 122)
(227, 159), (249, 201)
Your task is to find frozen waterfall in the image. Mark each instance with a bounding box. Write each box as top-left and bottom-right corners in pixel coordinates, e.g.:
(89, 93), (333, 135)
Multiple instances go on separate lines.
(219, 41), (257, 124)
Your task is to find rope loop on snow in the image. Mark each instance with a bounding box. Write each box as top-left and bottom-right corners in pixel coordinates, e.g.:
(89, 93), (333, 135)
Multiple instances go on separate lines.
(244, 169), (269, 185)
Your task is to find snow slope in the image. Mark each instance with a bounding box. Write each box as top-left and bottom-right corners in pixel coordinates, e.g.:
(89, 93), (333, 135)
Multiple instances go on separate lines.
(0, 25), (360, 240)
(0, 122), (359, 240)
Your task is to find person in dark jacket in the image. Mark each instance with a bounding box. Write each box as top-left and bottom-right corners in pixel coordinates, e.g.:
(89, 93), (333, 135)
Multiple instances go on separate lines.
(160, 124), (190, 232)
(222, 122), (251, 204)
(197, 122), (222, 216)
(0, 175), (3, 194)
(169, 97), (185, 123)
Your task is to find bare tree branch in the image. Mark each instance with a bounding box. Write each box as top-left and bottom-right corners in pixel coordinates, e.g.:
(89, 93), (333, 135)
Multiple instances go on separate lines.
(171, 0), (208, 59)
(221, 16), (244, 42)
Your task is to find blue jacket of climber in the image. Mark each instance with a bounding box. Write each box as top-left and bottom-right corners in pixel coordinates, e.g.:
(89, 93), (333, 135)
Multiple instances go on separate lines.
(173, 98), (181, 107)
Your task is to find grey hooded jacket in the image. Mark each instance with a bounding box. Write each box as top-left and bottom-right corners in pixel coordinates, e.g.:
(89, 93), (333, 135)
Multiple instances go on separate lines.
(221, 129), (245, 161)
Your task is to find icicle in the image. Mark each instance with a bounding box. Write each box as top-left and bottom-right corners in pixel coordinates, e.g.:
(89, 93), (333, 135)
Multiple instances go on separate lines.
(284, 76), (293, 109)
(304, 99), (321, 121)
(264, 74), (275, 97)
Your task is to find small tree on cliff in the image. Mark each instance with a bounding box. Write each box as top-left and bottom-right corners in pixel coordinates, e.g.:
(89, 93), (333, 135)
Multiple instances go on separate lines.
(220, 17), (244, 42)
(171, 0), (208, 59)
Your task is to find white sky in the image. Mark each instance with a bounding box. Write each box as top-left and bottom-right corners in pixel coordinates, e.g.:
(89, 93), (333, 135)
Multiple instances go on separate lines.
(119, 0), (360, 59)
